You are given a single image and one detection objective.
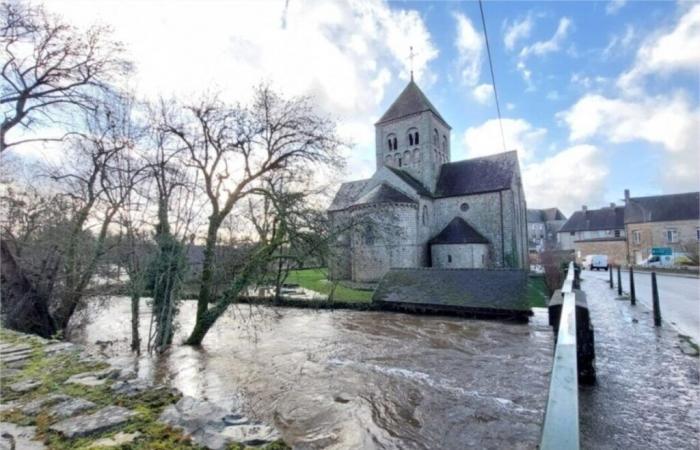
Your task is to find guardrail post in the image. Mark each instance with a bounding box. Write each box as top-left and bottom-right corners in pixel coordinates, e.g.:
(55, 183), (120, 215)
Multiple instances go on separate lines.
(617, 265), (622, 296)
(652, 271), (661, 326)
(608, 264), (613, 288)
(629, 266), (636, 305)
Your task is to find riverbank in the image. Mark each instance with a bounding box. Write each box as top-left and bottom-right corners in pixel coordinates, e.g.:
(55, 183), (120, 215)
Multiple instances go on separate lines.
(0, 329), (288, 449)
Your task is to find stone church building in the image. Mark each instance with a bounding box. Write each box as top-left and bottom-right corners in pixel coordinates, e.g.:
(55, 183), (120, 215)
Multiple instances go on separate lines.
(328, 79), (528, 282)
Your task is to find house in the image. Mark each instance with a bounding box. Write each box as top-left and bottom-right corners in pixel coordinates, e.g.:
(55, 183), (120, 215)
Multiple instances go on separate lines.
(527, 208), (567, 252)
(558, 204), (626, 265)
(327, 78), (528, 283)
(624, 190), (700, 264)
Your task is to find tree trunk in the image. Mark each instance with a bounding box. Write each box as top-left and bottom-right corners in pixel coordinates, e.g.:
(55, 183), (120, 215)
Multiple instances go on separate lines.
(0, 240), (56, 338)
(194, 218), (221, 326)
(130, 291), (141, 353)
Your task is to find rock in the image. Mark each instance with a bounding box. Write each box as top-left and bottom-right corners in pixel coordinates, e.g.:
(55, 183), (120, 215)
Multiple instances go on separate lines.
(88, 431), (141, 448)
(158, 396), (282, 449)
(50, 397), (96, 418)
(220, 423), (281, 447)
(679, 339), (700, 357)
(0, 344), (31, 355)
(43, 342), (75, 356)
(22, 395), (71, 415)
(111, 378), (153, 397)
(0, 402), (19, 414)
(49, 406), (136, 438)
(0, 422), (46, 450)
(65, 368), (119, 387)
(9, 379), (41, 393)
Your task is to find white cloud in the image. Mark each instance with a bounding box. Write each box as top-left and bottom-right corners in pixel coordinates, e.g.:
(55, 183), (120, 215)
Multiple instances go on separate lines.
(503, 15), (533, 51)
(40, 0), (439, 183)
(618, 4), (700, 91)
(560, 93), (700, 191)
(523, 145), (608, 214)
(472, 83), (493, 105)
(462, 118), (547, 161)
(519, 17), (572, 58)
(453, 12), (483, 87)
(606, 0), (627, 15)
(602, 24), (636, 58)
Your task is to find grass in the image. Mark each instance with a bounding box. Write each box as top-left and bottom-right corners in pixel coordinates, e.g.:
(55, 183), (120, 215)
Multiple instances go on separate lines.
(526, 276), (550, 308)
(0, 329), (289, 450)
(285, 268), (373, 303)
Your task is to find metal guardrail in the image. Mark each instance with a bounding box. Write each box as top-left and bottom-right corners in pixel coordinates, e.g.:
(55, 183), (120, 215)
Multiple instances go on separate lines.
(540, 262), (579, 450)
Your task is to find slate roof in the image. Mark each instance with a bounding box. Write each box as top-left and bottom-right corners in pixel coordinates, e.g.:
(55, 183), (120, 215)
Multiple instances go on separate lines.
(528, 208), (566, 222)
(386, 167), (431, 197)
(372, 268), (529, 314)
(328, 179), (370, 211)
(625, 192), (700, 224)
(430, 217), (489, 245)
(559, 206), (625, 232)
(376, 79), (450, 128)
(434, 151), (519, 198)
(352, 183), (416, 207)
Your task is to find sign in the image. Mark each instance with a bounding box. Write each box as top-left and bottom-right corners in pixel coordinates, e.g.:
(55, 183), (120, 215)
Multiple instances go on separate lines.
(651, 247), (672, 256)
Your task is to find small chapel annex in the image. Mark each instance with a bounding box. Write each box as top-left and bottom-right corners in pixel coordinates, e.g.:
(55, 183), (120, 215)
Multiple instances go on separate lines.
(328, 78), (528, 283)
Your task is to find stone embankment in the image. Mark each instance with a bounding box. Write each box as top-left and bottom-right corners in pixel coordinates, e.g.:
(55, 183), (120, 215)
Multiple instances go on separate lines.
(0, 329), (287, 449)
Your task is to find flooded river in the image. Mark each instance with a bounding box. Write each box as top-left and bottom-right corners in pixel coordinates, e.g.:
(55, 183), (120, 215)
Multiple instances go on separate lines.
(68, 298), (553, 449)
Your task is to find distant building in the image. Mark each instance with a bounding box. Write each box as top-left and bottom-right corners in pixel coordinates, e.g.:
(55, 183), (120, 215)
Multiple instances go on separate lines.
(526, 208), (567, 252)
(327, 78), (528, 283)
(558, 204), (626, 264)
(624, 190), (700, 264)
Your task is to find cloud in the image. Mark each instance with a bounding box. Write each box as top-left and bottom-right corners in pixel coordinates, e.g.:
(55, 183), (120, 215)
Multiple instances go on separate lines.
(519, 17), (572, 58)
(453, 12), (484, 86)
(462, 118), (547, 161)
(602, 24), (636, 59)
(503, 15), (533, 50)
(560, 93), (700, 191)
(472, 83), (493, 105)
(523, 145), (608, 214)
(618, 4), (700, 91)
(606, 0), (627, 15)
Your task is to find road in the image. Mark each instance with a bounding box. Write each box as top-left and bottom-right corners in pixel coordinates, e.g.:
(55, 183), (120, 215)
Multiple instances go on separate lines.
(584, 268), (700, 343)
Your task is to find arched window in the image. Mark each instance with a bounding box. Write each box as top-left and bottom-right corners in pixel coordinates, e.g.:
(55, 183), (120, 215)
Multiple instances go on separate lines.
(387, 139), (392, 150)
(403, 150), (411, 166)
(433, 129), (439, 146)
(408, 134), (414, 146)
(364, 224), (375, 245)
(414, 131), (419, 144)
(387, 134), (396, 151)
(413, 149), (421, 164)
(422, 205), (428, 226)
(393, 136), (397, 150)
(442, 135), (447, 152)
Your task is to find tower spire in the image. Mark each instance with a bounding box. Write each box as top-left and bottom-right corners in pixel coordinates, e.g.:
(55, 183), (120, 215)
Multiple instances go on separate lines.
(409, 46), (414, 81)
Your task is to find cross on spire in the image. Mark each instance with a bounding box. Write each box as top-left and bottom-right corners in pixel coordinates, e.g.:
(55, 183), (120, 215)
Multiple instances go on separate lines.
(409, 46), (414, 81)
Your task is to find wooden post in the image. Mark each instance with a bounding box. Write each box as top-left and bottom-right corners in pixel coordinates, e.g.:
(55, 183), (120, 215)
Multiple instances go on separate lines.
(629, 265), (636, 305)
(608, 264), (613, 288)
(652, 271), (661, 326)
(617, 265), (622, 296)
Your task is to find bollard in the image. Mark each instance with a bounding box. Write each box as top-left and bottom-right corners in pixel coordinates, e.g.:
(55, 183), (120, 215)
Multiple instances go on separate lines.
(617, 265), (622, 296)
(652, 271), (661, 326)
(629, 265), (636, 305)
(608, 264), (613, 288)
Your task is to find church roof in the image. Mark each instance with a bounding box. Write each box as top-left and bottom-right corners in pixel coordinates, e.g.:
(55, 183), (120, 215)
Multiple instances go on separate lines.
(434, 151), (519, 198)
(352, 183), (416, 207)
(328, 179), (370, 211)
(386, 167), (432, 197)
(430, 217), (489, 245)
(376, 79), (450, 128)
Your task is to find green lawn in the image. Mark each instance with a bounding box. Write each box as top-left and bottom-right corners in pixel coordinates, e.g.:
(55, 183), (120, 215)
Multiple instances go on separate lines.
(526, 276), (550, 308)
(285, 268), (373, 303)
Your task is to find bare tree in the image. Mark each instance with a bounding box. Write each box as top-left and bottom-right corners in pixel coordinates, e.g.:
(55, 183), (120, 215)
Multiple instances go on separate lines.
(162, 85), (343, 345)
(1, 2), (130, 151)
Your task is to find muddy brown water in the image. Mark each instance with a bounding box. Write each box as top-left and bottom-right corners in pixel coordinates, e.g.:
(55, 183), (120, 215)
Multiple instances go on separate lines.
(68, 298), (553, 449)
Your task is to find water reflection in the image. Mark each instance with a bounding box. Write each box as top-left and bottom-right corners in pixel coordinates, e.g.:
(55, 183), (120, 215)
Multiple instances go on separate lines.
(69, 297), (552, 449)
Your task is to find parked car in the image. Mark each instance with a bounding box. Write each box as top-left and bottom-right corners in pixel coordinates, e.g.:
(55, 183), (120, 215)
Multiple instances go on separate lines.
(641, 255), (673, 267)
(582, 254), (608, 270)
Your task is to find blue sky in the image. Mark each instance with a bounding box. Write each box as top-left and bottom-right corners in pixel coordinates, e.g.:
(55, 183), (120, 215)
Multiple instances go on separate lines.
(18, 1), (700, 214)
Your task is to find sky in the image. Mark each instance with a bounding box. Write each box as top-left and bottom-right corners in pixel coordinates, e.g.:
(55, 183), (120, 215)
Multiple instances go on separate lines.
(18, 0), (700, 215)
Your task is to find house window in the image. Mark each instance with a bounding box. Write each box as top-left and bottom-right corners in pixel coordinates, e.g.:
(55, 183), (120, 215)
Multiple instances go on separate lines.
(632, 230), (641, 244)
(614, 229), (620, 237)
(570, 231), (575, 236)
(448, 254), (452, 263)
(665, 229), (678, 243)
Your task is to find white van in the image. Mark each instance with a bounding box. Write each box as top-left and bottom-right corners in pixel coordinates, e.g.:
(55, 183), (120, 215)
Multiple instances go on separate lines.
(583, 254), (608, 271)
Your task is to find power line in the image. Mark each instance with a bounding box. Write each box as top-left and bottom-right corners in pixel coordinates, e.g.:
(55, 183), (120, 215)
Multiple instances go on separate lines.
(478, 0), (507, 153)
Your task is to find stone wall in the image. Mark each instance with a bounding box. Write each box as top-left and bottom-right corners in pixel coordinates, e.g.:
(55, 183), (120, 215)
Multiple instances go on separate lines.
(626, 219), (700, 263)
(431, 243), (489, 268)
(574, 238), (627, 265)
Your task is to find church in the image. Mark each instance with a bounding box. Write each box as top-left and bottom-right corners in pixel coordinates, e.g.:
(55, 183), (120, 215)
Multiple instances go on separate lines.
(328, 78), (528, 283)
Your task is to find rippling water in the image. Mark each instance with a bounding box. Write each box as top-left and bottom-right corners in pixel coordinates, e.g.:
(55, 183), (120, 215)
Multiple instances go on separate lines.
(68, 298), (553, 449)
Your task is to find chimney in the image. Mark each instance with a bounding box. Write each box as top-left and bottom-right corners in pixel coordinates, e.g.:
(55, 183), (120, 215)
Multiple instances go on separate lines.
(610, 202), (615, 208)
(582, 205), (587, 212)
(624, 189), (630, 203)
